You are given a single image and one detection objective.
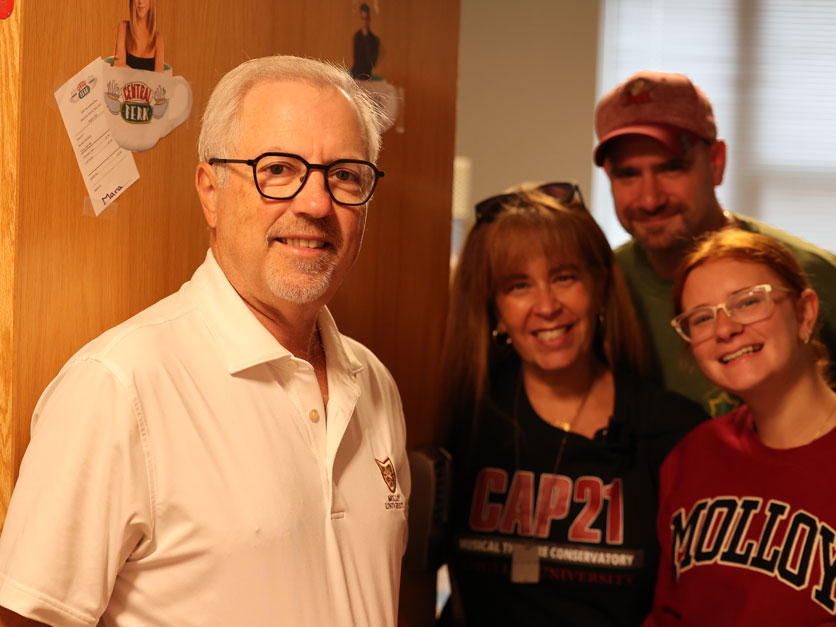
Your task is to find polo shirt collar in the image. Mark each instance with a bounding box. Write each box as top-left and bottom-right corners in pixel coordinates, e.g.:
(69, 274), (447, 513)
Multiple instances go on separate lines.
(187, 250), (363, 377)
(316, 306), (364, 377)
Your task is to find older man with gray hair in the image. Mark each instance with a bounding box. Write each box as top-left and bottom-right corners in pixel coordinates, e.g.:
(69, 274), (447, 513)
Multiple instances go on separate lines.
(0, 55), (409, 626)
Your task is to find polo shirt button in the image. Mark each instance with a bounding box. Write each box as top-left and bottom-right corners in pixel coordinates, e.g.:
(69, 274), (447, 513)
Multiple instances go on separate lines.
(309, 409), (320, 423)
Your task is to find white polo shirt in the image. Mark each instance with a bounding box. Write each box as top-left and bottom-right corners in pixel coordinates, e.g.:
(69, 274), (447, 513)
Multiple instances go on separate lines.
(0, 250), (410, 627)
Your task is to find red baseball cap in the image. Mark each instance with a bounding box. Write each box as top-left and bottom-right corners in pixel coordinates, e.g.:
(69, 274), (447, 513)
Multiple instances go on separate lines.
(593, 71), (717, 166)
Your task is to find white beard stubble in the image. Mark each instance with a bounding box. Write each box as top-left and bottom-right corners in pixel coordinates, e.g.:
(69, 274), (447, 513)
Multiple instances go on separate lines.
(262, 209), (364, 305)
(264, 252), (337, 304)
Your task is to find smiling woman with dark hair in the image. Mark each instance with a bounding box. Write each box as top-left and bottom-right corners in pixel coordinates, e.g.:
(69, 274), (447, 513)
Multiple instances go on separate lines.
(646, 228), (836, 626)
(437, 183), (705, 626)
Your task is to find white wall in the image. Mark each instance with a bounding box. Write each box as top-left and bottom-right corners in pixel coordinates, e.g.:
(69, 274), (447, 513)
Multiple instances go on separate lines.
(457, 2), (836, 255)
(455, 0), (601, 232)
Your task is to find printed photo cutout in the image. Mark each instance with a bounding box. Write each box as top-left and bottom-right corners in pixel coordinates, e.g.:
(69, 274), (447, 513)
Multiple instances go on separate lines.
(104, 0), (192, 151)
(348, 2), (402, 133)
(351, 2), (380, 81)
(113, 0), (165, 72)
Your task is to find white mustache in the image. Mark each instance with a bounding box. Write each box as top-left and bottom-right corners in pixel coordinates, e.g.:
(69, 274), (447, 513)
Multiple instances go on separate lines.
(264, 217), (342, 250)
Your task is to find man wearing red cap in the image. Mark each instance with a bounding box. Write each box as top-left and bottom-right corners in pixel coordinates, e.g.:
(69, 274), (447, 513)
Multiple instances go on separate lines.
(594, 71), (836, 416)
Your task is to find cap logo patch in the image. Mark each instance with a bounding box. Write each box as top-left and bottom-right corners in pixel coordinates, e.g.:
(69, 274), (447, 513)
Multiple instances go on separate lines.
(625, 78), (651, 105)
(376, 457), (397, 493)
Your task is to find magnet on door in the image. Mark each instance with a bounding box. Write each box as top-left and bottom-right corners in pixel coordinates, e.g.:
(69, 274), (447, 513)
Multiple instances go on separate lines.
(0, 0), (13, 20)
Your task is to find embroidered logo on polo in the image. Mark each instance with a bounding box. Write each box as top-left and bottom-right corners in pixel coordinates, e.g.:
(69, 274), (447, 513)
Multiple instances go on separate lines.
(670, 496), (836, 612)
(376, 457), (397, 493)
(376, 457), (405, 511)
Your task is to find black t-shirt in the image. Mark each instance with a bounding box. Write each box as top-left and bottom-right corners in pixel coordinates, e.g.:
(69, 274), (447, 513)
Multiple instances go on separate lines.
(446, 360), (706, 626)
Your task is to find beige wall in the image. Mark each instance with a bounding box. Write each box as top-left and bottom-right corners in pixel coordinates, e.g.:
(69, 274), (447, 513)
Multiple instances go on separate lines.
(456, 0), (600, 209)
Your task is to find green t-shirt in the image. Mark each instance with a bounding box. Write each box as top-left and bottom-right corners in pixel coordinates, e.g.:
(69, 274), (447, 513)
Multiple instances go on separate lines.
(615, 215), (836, 417)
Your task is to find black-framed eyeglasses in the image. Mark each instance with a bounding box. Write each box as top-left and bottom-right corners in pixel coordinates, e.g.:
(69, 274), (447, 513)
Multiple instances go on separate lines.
(474, 182), (586, 224)
(208, 152), (384, 206)
(671, 283), (796, 343)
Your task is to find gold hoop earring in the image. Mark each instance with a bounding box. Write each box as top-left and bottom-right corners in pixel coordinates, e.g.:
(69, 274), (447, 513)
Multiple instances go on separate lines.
(492, 328), (512, 345)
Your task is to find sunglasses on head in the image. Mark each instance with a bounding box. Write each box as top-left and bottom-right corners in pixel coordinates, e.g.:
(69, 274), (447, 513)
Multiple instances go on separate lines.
(474, 182), (587, 225)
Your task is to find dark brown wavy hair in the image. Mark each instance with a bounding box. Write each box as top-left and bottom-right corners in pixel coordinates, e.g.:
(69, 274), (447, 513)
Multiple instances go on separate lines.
(436, 186), (647, 444)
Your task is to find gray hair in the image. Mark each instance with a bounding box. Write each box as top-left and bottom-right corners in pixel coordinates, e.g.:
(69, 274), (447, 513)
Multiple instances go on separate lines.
(198, 55), (384, 184)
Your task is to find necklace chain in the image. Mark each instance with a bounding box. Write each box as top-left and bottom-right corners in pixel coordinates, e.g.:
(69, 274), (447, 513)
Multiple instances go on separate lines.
(512, 368), (597, 475)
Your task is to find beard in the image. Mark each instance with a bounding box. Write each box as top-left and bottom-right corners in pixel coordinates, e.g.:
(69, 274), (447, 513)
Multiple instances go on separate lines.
(264, 253), (337, 304)
(262, 214), (347, 305)
(627, 205), (693, 252)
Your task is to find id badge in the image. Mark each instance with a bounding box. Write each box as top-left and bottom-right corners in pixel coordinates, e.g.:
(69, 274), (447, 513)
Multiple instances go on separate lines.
(510, 543), (540, 583)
